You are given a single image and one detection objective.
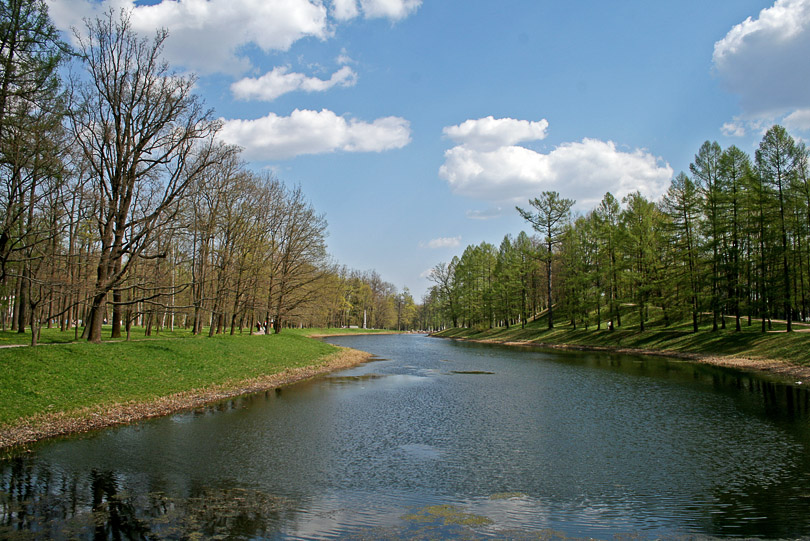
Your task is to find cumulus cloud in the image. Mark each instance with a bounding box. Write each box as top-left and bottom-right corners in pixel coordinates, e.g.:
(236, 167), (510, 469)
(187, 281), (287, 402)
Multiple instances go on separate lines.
(48, 0), (330, 74)
(219, 109), (411, 161)
(439, 119), (673, 210)
(443, 116), (549, 151)
(47, 0), (420, 75)
(422, 236), (462, 249)
(713, 0), (810, 121)
(231, 66), (357, 101)
(332, 0), (422, 21)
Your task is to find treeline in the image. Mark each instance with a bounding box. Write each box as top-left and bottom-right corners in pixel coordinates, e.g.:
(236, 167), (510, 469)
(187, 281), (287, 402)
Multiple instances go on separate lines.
(425, 126), (810, 334)
(0, 3), (415, 344)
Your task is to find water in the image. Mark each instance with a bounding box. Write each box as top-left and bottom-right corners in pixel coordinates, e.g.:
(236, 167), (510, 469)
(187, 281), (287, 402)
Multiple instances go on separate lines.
(3, 334), (810, 539)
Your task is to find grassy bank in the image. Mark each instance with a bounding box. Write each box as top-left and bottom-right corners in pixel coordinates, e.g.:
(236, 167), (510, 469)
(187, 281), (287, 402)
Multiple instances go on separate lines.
(0, 327), (387, 448)
(434, 311), (810, 369)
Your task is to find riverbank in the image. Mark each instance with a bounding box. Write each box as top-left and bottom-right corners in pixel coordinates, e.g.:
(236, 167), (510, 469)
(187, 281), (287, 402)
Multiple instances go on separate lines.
(0, 331), (374, 451)
(433, 319), (810, 381)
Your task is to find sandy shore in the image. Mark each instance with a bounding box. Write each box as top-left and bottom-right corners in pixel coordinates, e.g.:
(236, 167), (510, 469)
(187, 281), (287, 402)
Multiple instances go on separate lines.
(0, 347), (372, 452)
(437, 336), (810, 381)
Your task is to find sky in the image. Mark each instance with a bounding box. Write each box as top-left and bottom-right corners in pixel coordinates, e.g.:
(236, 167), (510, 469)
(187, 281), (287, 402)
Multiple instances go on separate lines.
(46, 0), (810, 299)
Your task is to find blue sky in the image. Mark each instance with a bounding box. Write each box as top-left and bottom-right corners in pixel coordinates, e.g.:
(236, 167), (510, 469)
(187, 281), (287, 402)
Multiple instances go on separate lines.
(47, 0), (810, 298)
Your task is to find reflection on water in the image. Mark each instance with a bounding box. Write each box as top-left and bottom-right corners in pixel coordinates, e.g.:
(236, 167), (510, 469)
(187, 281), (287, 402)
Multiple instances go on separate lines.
(3, 334), (810, 539)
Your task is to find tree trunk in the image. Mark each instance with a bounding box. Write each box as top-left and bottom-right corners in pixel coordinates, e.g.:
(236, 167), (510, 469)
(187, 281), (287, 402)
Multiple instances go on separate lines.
(85, 292), (107, 342)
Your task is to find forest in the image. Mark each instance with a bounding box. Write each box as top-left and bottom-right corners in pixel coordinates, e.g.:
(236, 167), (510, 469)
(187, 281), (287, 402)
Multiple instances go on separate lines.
(0, 2), (421, 345)
(7, 2), (810, 345)
(424, 128), (810, 335)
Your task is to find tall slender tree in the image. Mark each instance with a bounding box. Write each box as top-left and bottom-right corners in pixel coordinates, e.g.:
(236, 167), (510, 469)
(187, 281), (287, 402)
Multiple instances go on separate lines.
(517, 191), (574, 329)
(756, 125), (797, 332)
(691, 141), (724, 331)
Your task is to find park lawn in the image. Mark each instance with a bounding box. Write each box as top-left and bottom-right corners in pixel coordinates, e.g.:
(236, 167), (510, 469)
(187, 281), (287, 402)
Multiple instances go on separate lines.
(435, 311), (810, 367)
(0, 324), (198, 346)
(0, 324), (397, 347)
(0, 331), (339, 426)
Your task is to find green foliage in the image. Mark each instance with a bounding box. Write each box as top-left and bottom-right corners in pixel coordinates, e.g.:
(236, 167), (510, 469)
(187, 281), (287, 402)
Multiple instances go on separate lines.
(426, 126), (810, 341)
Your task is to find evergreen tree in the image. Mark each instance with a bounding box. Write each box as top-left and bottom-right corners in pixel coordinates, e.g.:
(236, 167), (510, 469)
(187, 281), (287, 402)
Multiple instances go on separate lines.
(756, 125), (797, 332)
(660, 173), (702, 332)
(517, 191), (574, 329)
(691, 141), (724, 331)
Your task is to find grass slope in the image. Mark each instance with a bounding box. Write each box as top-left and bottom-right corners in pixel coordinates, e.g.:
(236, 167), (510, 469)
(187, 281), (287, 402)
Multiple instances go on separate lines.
(435, 310), (810, 367)
(0, 330), (344, 426)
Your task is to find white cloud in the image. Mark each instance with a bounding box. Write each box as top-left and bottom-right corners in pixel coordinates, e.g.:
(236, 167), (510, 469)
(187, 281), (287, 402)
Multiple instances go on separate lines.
(332, 0), (360, 20)
(219, 108), (411, 160)
(721, 121), (747, 137)
(231, 66), (357, 101)
(443, 116), (549, 151)
(713, 0), (810, 118)
(359, 0), (422, 20)
(332, 0), (422, 21)
(466, 207), (503, 220)
(48, 0), (420, 75)
(49, 0), (331, 74)
(336, 49), (354, 65)
(423, 236), (462, 249)
(784, 108), (810, 131)
(439, 131), (673, 209)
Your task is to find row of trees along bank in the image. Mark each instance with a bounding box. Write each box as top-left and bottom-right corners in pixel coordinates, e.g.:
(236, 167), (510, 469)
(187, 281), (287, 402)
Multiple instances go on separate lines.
(425, 127), (810, 334)
(0, 3), (419, 344)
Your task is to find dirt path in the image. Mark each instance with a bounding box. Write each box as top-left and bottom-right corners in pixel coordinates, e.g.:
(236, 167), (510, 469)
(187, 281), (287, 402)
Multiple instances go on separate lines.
(0, 347), (372, 452)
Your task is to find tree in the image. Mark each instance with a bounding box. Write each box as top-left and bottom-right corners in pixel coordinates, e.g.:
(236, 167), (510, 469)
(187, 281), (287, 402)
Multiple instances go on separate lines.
(493, 235), (521, 328)
(691, 141), (724, 331)
(517, 191), (575, 329)
(71, 10), (220, 342)
(268, 185), (328, 333)
(792, 141), (810, 321)
(756, 125), (796, 332)
(661, 172), (702, 332)
(428, 260), (459, 328)
(0, 0), (66, 280)
(718, 145), (752, 331)
(620, 192), (662, 331)
(594, 192), (622, 329)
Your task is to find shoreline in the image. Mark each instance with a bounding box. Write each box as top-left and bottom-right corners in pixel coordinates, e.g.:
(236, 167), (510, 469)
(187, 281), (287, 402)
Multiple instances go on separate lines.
(433, 335), (810, 381)
(0, 346), (372, 452)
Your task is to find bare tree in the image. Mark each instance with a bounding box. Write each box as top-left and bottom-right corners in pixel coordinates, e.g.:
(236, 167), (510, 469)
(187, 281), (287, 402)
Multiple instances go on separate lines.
(269, 185), (328, 333)
(70, 9), (221, 342)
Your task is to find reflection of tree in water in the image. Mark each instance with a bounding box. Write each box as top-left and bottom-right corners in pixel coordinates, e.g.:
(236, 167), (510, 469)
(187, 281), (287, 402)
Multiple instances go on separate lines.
(90, 470), (150, 540)
(1, 461), (295, 540)
(151, 486), (292, 539)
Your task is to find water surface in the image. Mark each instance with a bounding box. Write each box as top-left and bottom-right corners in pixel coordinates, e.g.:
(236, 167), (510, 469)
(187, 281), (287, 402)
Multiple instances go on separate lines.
(2, 334), (810, 539)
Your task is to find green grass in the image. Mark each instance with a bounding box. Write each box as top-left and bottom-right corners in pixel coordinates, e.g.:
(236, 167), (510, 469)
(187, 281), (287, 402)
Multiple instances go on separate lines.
(435, 309), (810, 367)
(0, 324), (396, 346)
(0, 331), (345, 426)
(0, 324), (198, 346)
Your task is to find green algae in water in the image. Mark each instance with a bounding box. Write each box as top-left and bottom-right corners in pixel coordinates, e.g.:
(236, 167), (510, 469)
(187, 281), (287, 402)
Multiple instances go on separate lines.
(402, 504), (494, 527)
(324, 373), (387, 384)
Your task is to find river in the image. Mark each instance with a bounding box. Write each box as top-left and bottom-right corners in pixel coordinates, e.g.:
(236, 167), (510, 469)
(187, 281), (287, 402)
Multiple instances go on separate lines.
(2, 333), (810, 539)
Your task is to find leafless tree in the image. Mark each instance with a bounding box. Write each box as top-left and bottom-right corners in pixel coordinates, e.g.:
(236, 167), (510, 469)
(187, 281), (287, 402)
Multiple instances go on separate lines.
(70, 9), (221, 341)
